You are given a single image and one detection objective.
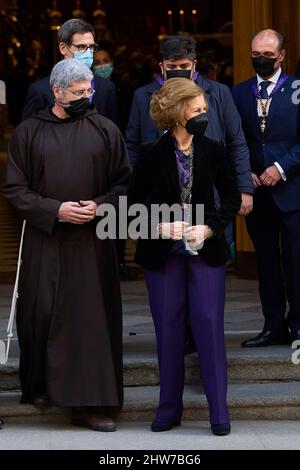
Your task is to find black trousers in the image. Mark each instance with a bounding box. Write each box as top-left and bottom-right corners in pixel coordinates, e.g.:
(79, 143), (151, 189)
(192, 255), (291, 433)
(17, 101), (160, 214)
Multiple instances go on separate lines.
(246, 188), (300, 333)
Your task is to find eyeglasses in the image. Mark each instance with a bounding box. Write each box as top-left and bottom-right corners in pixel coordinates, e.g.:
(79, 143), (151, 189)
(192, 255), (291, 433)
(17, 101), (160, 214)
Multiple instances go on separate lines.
(61, 87), (96, 98)
(68, 43), (99, 53)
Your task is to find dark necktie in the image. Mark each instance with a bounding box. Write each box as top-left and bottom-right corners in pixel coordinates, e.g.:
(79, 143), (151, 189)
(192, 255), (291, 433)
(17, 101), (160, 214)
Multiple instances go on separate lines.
(260, 80), (272, 99)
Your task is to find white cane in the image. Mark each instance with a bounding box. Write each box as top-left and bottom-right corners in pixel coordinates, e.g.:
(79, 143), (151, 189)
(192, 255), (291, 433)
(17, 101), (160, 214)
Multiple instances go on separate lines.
(5, 220), (26, 363)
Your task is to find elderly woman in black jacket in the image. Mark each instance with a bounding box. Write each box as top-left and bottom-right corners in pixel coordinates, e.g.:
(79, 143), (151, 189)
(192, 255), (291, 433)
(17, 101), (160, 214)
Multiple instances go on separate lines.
(128, 77), (241, 436)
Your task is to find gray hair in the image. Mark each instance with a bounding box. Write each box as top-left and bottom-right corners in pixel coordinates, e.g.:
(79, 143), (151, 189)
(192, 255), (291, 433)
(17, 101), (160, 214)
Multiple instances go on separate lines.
(50, 59), (93, 89)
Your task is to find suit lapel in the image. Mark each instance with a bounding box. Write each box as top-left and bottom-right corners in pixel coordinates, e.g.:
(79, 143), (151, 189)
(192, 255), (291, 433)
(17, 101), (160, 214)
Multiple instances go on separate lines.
(157, 133), (181, 196)
(266, 75), (290, 124)
(246, 79), (261, 135)
(192, 138), (211, 193)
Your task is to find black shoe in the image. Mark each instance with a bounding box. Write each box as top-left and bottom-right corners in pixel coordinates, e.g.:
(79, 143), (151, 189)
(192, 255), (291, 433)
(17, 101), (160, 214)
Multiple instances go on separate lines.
(241, 329), (291, 348)
(151, 419), (181, 432)
(0, 418), (3, 429)
(119, 264), (136, 281)
(211, 423), (231, 436)
(290, 329), (300, 346)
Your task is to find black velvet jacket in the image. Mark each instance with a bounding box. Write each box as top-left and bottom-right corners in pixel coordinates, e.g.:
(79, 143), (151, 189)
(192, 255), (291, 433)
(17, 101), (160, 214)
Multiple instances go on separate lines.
(128, 131), (241, 268)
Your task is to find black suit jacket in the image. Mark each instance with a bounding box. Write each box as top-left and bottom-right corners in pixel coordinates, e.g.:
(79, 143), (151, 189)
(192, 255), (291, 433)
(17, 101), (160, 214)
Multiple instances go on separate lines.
(21, 75), (117, 122)
(128, 132), (241, 268)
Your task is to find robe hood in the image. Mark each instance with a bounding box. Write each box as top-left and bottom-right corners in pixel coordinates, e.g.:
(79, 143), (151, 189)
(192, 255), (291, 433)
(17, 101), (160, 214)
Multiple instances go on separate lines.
(31, 105), (99, 123)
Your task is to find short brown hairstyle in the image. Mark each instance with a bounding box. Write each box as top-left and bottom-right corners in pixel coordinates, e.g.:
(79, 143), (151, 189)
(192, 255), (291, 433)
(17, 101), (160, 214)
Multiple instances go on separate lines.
(57, 19), (95, 45)
(150, 78), (206, 130)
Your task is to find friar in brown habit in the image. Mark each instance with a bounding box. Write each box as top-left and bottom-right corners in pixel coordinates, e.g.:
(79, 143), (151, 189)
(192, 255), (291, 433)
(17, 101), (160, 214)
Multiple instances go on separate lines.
(3, 59), (131, 432)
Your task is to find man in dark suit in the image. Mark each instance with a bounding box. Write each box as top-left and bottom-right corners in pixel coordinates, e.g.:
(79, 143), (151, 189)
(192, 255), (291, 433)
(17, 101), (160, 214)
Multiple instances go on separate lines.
(22, 19), (116, 122)
(232, 29), (300, 347)
(126, 35), (254, 216)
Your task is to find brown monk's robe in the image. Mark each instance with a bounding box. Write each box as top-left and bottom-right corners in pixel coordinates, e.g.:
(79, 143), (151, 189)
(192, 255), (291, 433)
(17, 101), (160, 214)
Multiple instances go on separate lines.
(3, 106), (131, 407)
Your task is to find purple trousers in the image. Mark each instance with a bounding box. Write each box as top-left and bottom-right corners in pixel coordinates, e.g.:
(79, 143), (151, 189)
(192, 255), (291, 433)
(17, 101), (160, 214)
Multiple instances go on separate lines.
(144, 255), (229, 425)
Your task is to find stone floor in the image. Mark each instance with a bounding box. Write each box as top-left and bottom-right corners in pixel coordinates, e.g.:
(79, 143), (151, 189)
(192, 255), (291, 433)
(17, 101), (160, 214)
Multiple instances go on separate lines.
(1, 420), (300, 450)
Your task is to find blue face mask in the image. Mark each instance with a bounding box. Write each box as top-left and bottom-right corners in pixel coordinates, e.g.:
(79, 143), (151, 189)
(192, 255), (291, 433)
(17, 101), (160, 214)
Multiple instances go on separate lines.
(94, 64), (113, 79)
(73, 50), (93, 69)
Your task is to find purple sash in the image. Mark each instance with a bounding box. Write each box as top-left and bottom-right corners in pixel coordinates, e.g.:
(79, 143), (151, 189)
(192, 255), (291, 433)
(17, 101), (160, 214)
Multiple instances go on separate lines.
(251, 73), (288, 99)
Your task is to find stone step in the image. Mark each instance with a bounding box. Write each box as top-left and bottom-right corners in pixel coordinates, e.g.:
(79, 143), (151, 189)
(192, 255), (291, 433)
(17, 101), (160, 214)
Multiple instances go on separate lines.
(1, 335), (299, 391)
(1, 381), (300, 423)
(123, 333), (300, 385)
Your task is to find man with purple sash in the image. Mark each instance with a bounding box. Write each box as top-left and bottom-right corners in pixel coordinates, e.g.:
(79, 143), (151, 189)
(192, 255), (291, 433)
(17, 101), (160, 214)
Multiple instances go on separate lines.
(232, 29), (300, 347)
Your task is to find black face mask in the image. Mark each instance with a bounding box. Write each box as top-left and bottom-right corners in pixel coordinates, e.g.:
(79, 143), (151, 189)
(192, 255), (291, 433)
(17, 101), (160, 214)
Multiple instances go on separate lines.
(166, 69), (192, 80)
(185, 113), (208, 137)
(64, 97), (90, 118)
(252, 56), (278, 78)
